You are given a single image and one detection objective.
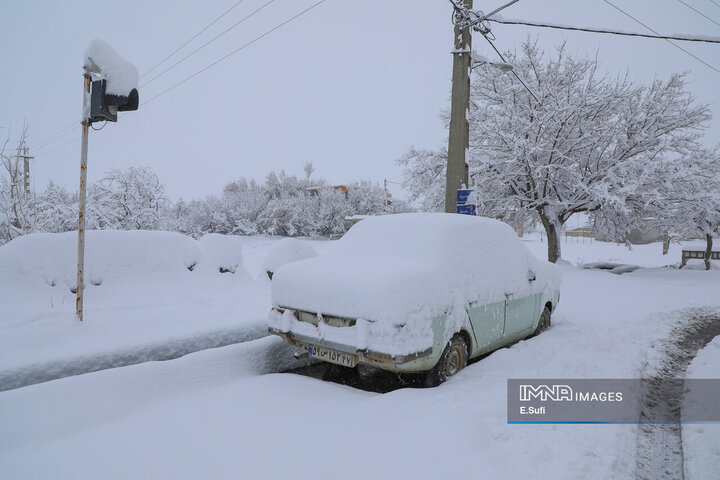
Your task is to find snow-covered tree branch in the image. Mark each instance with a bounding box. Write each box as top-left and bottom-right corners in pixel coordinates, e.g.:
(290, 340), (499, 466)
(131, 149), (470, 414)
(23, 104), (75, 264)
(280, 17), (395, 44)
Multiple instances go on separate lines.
(399, 39), (712, 262)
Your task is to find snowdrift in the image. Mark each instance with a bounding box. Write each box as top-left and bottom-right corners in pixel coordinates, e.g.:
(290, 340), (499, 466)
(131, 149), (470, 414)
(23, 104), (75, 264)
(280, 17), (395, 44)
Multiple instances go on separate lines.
(0, 230), (249, 291)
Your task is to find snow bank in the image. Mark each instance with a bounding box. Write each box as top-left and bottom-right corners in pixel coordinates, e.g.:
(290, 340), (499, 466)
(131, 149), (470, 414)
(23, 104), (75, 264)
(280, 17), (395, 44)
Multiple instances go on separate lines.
(270, 213), (560, 354)
(262, 237), (318, 275)
(0, 231), (269, 378)
(0, 231), (254, 291)
(0, 231), (200, 290)
(683, 336), (720, 480)
(84, 39), (138, 95)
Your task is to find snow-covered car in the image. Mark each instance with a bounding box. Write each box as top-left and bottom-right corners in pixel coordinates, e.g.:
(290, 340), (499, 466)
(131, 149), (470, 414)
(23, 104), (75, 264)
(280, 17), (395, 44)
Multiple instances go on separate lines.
(268, 213), (561, 385)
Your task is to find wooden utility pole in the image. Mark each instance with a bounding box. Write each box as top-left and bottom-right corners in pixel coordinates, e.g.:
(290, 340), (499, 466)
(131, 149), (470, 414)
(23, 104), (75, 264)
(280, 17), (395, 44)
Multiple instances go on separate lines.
(76, 69), (91, 321)
(445, 0), (472, 213)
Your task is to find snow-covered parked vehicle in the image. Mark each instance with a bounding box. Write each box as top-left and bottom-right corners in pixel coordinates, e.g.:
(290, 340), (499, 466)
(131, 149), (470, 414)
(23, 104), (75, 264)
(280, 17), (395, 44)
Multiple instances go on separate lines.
(268, 213), (561, 385)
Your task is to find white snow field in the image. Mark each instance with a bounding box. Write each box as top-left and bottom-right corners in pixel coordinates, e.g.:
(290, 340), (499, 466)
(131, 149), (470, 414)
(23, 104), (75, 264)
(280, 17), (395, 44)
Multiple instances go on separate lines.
(0, 231), (310, 390)
(0, 229), (719, 479)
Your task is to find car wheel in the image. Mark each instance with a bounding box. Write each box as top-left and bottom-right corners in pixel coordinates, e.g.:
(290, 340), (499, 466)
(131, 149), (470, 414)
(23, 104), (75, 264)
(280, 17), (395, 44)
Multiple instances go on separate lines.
(424, 334), (468, 387)
(532, 305), (551, 337)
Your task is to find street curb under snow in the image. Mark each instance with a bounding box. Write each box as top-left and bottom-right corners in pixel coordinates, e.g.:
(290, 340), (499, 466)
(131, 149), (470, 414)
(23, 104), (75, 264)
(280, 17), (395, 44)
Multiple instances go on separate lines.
(0, 324), (269, 392)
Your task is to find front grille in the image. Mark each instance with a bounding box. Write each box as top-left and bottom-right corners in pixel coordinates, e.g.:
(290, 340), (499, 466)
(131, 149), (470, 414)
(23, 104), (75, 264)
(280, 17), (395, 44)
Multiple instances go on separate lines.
(296, 310), (356, 328)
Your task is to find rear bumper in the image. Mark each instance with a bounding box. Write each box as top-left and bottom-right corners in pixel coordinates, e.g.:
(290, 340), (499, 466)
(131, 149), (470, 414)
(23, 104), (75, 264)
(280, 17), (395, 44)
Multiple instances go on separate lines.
(269, 327), (435, 372)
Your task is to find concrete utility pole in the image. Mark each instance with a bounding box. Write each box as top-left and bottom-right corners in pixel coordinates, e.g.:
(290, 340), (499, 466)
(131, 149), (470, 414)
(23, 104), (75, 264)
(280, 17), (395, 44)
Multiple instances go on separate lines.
(21, 146), (34, 235)
(384, 179), (388, 212)
(76, 69), (91, 321)
(22, 146), (33, 196)
(23, 147), (30, 195)
(445, 0), (473, 213)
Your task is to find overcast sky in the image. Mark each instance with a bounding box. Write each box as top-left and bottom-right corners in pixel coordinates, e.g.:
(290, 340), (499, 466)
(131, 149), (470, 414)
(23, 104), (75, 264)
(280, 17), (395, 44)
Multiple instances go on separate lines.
(1, 0), (719, 201)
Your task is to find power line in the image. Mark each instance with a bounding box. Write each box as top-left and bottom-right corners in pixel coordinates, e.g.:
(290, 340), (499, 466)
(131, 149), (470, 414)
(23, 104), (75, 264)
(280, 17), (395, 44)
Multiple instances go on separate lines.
(36, 0), (263, 151)
(481, 34), (540, 103)
(603, 0), (720, 76)
(34, 135), (80, 157)
(676, 0), (720, 26)
(141, 0), (276, 88)
(140, 0), (249, 79)
(711, 0), (720, 9)
(143, 0), (330, 107)
(487, 18), (720, 43)
(34, 122), (77, 149)
(35, 0), (330, 156)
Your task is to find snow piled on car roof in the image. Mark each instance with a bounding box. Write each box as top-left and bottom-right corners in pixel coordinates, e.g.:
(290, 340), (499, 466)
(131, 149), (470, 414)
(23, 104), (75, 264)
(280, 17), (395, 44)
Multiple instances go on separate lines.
(270, 213), (561, 355)
(0, 230), (249, 290)
(263, 237), (318, 275)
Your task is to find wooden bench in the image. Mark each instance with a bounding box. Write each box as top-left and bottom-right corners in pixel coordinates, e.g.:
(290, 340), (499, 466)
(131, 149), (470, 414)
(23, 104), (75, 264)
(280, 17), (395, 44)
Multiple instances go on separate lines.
(679, 250), (720, 270)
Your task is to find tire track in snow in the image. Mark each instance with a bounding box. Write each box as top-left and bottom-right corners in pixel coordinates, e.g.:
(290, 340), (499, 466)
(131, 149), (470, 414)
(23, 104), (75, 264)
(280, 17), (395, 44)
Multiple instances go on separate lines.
(635, 314), (720, 480)
(0, 323), (269, 392)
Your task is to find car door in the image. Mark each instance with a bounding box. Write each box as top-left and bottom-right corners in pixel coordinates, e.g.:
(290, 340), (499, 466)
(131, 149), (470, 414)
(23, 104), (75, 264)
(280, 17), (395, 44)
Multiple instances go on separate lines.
(503, 292), (540, 341)
(467, 299), (506, 355)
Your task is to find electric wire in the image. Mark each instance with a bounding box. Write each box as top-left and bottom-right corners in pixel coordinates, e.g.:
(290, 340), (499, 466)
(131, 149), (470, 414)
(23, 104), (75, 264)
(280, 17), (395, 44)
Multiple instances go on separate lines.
(32, 0), (329, 157)
(33, 135), (80, 157)
(35, 0), (260, 150)
(140, 0), (249, 79)
(36, 1), (255, 147)
(141, 0), (275, 88)
(34, 122), (78, 149)
(142, 0), (329, 108)
(481, 34), (540, 103)
(487, 18), (720, 43)
(603, 0), (720, 76)
(676, 0), (720, 26)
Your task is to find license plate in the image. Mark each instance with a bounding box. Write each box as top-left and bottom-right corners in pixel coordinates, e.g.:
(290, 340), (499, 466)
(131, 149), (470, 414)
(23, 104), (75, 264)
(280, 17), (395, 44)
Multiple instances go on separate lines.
(308, 346), (357, 368)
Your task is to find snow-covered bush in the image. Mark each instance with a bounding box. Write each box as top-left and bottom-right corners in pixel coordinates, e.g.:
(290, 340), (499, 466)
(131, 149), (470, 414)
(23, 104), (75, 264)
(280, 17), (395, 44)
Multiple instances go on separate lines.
(88, 166), (169, 230)
(35, 181), (77, 234)
(0, 161), (401, 244)
(173, 167), (392, 239)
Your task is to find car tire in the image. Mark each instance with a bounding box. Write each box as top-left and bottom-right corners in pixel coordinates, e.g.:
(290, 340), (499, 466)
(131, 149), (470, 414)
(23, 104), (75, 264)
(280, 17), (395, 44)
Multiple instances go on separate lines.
(532, 305), (551, 337)
(424, 334), (468, 387)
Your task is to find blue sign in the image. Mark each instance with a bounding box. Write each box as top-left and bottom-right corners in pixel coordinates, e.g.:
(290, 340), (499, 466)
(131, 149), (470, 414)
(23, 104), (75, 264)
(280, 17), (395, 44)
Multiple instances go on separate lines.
(457, 189), (473, 204)
(457, 204), (476, 215)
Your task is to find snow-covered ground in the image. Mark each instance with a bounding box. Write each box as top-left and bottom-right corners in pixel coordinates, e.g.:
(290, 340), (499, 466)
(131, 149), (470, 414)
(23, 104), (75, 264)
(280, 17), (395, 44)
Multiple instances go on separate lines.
(0, 232), (328, 389)
(0, 230), (719, 479)
(683, 336), (720, 480)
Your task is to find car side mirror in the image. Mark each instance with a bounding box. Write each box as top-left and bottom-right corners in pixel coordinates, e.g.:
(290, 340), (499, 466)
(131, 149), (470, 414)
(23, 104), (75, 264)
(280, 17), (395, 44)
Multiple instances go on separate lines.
(527, 270), (536, 282)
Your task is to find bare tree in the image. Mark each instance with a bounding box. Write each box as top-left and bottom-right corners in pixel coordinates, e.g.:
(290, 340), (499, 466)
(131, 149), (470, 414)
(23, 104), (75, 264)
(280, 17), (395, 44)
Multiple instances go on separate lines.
(303, 160), (315, 183)
(88, 166), (169, 230)
(0, 122), (33, 244)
